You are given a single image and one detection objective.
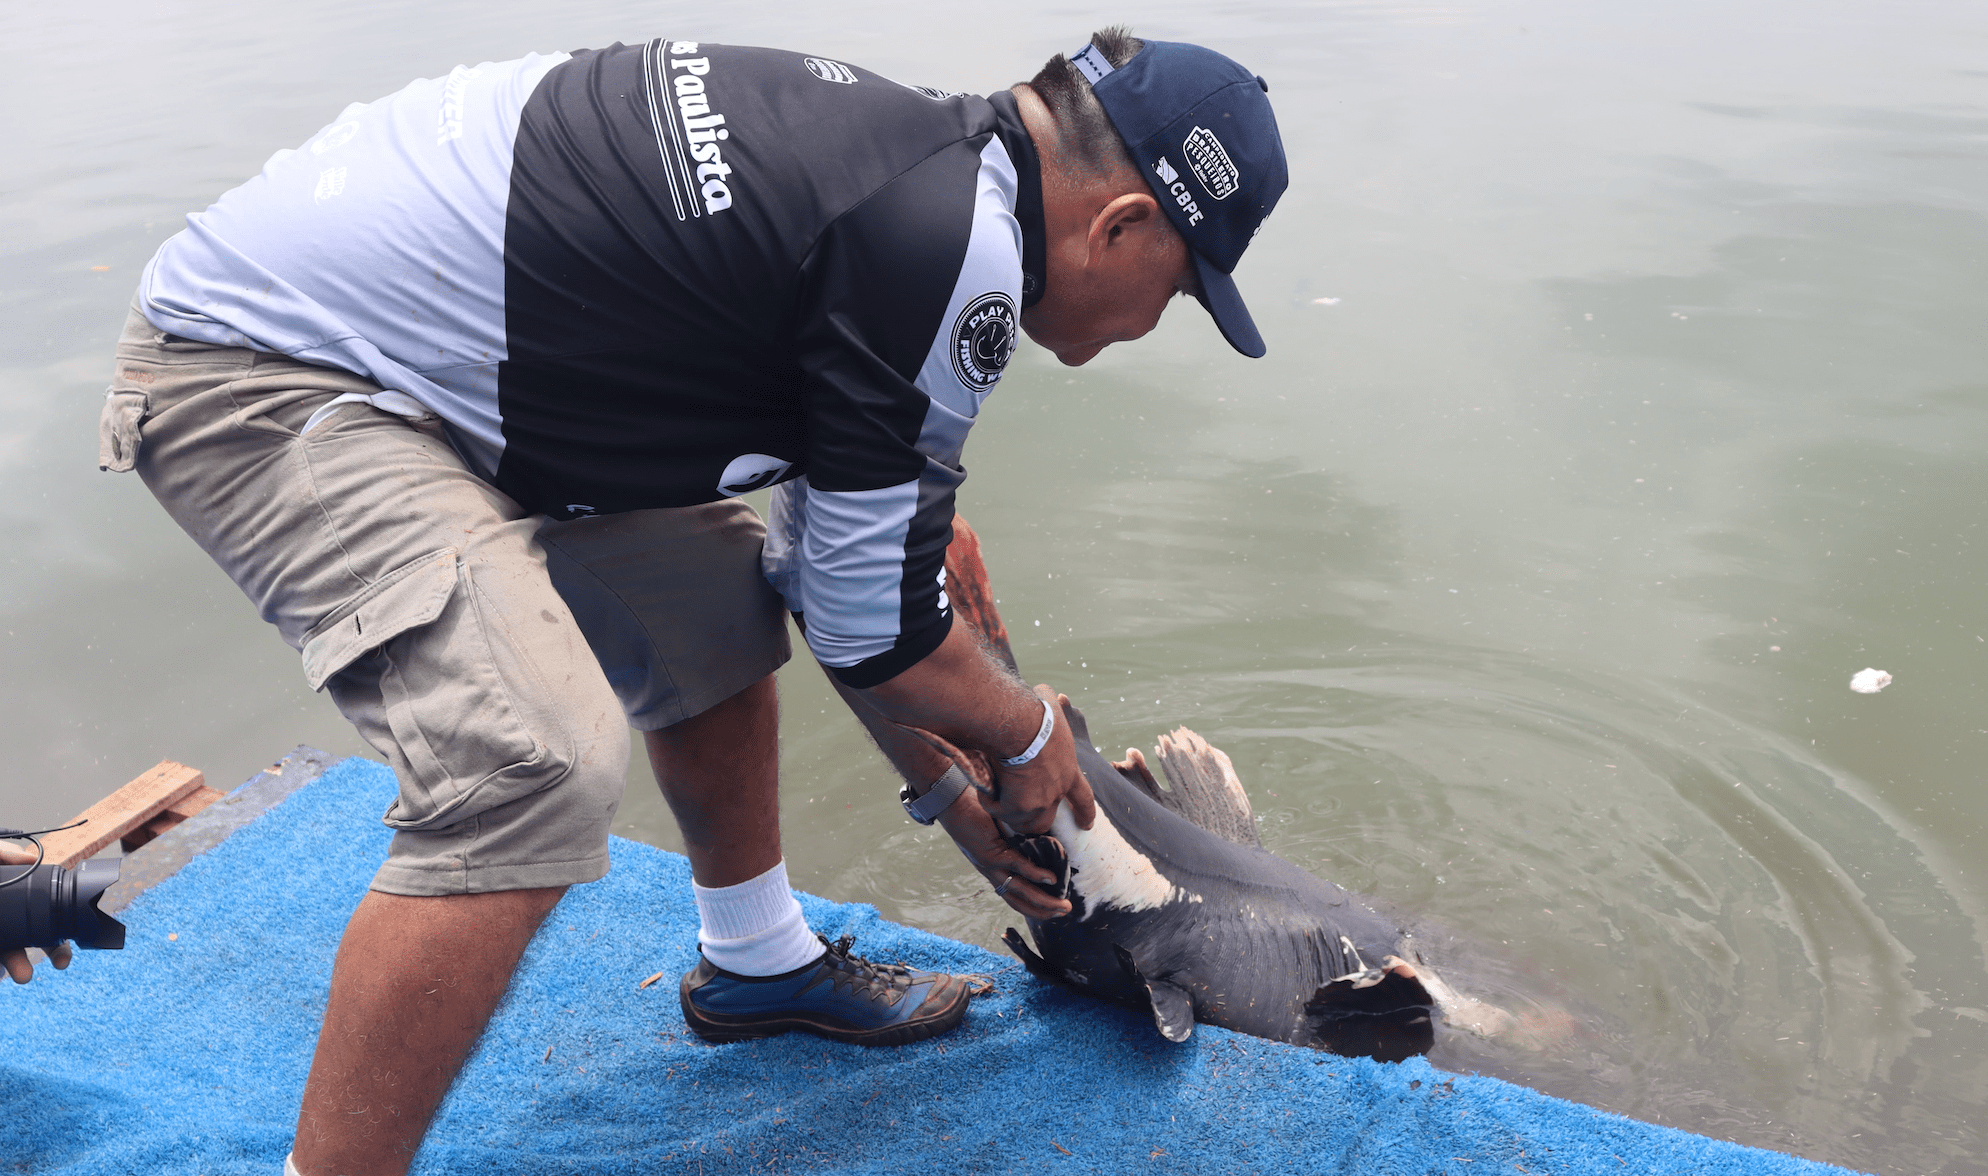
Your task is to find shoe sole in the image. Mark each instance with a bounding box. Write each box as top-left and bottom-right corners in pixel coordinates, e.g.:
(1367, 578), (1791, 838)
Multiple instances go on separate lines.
(681, 978), (971, 1047)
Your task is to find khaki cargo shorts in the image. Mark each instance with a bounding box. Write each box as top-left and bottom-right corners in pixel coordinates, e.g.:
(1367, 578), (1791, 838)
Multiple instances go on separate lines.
(102, 304), (790, 895)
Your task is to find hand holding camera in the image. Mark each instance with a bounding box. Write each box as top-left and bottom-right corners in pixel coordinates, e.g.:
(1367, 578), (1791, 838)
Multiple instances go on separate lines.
(1, 821), (124, 984)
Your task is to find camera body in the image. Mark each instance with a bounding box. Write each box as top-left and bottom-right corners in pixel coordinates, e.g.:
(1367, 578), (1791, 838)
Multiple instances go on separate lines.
(0, 858), (125, 951)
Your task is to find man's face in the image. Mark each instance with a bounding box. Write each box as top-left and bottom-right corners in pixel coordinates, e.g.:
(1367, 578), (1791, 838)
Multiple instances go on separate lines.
(1021, 194), (1199, 367)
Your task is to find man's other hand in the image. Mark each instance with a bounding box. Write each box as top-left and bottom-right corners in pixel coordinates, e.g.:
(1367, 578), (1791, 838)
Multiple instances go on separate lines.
(985, 687), (1095, 836)
(0, 841), (74, 984)
(936, 788), (1073, 920)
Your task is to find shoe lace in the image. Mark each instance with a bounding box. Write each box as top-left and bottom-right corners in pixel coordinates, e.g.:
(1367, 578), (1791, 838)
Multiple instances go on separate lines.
(816, 933), (917, 1005)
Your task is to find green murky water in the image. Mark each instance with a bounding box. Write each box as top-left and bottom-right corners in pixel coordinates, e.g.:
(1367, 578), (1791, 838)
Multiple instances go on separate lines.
(3, 2), (1983, 1171)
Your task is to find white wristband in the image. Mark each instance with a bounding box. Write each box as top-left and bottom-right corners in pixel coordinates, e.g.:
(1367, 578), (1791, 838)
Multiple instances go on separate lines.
(997, 696), (1058, 768)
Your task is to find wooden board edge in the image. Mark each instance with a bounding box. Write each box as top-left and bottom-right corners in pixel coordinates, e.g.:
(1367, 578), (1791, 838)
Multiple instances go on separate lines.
(41, 761), (207, 868)
(100, 746), (342, 914)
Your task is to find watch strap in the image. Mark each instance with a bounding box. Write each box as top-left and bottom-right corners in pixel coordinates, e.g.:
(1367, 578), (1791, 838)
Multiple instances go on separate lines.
(900, 763), (975, 825)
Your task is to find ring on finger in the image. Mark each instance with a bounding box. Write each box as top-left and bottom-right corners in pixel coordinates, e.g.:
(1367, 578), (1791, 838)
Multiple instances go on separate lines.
(993, 875), (1015, 897)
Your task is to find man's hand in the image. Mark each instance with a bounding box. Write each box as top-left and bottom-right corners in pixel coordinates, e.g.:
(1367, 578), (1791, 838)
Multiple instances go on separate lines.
(861, 624), (1096, 838)
(983, 687), (1095, 837)
(1, 841), (73, 984)
(935, 786), (1072, 921)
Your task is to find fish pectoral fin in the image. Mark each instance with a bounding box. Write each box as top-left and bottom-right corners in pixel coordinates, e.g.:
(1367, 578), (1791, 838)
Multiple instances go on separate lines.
(1144, 978), (1196, 1043)
(1001, 927), (1055, 978)
(1111, 944), (1196, 1043)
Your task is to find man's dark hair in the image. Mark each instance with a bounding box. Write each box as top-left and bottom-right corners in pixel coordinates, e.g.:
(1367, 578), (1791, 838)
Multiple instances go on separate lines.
(1024, 27), (1145, 174)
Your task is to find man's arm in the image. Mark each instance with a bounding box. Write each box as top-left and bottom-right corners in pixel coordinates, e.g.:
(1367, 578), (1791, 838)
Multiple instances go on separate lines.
(822, 661), (1075, 919)
(1, 841), (73, 984)
(859, 619), (1095, 837)
(781, 132), (1092, 835)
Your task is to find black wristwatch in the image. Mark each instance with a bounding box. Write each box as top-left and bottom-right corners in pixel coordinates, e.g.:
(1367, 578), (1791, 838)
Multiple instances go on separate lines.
(900, 763), (975, 825)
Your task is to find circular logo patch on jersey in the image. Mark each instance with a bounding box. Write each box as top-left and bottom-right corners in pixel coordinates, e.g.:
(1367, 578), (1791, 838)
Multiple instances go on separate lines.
(951, 292), (1018, 393)
(804, 57), (858, 84)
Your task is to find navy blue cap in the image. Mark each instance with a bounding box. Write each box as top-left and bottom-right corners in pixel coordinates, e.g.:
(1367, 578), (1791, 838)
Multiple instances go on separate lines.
(1072, 39), (1287, 358)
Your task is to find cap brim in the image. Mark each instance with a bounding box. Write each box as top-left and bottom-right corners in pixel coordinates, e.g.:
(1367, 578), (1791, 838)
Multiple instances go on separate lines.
(1191, 250), (1266, 358)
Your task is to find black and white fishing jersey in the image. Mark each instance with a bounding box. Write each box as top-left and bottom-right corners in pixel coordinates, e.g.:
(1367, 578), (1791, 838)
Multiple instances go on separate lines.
(139, 39), (1048, 686)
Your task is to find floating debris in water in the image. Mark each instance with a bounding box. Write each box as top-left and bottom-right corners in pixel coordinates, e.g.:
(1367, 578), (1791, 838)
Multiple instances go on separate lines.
(1849, 667), (1892, 694)
(1311, 296), (1341, 305)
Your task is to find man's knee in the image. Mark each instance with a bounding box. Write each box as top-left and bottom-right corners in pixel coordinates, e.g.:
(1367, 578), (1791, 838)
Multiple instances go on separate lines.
(370, 717), (629, 895)
(328, 558), (633, 896)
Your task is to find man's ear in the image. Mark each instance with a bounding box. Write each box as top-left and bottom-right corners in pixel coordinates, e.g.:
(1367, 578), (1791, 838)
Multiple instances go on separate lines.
(1085, 191), (1163, 267)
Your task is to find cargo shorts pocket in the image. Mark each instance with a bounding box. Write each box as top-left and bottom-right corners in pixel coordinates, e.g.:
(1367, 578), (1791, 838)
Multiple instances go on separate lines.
(302, 548), (554, 832)
(98, 389), (148, 473)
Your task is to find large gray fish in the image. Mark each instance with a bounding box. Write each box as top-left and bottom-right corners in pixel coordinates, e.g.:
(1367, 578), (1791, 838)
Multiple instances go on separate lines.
(1005, 707), (1524, 1056)
(853, 518), (1521, 1059)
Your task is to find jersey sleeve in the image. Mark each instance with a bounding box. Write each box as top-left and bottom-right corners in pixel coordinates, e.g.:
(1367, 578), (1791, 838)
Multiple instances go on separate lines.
(779, 134), (1023, 687)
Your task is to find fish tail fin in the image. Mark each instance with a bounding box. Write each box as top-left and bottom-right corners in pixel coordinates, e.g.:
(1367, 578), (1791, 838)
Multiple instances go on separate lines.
(1299, 958), (1437, 1061)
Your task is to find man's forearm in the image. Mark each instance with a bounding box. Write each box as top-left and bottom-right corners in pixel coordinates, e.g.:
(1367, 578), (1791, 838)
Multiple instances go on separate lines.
(857, 620), (1044, 759)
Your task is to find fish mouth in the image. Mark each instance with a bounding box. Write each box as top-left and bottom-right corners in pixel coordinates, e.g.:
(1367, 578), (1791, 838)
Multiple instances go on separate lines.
(1005, 829), (1071, 905)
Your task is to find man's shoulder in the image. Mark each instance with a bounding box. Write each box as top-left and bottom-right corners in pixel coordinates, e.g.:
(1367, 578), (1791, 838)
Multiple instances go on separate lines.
(612, 39), (999, 169)
(524, 39), (1001, 236)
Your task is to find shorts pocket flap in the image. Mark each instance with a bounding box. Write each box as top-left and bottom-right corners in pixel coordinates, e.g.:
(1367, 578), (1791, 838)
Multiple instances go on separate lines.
(302, 549), (459, 691)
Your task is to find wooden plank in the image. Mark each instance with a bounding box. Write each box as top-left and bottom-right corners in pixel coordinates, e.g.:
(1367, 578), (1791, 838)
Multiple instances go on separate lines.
(162, 785), (225, 821)
(104, 746), (338, 913)
(41, 761), (206, 869)
(119, 785), (226, 853)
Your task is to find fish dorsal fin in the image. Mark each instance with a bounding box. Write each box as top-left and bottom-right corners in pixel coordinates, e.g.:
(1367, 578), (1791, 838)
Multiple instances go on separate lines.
(1112, 944), (1195, 1042)
(1151, 728), (1262, 849)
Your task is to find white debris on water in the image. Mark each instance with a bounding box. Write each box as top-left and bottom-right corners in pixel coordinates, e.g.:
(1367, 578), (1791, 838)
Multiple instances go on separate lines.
(1849, 667), (1893, 694)
(1311, 296), (1341, 305)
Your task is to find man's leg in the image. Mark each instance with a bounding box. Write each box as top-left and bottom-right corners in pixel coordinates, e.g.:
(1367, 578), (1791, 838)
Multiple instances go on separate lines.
(109, 307), (627, 1170)
(532, 504), (972, 1045)
(643, 673), (967, 1044)
(644, 673), (781, 887)
(643, 673), (821, 979)
(291, 887), (565, 1176)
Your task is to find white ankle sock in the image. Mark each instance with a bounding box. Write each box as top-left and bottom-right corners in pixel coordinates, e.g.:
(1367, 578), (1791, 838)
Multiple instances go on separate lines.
(692, 859), (823, 976)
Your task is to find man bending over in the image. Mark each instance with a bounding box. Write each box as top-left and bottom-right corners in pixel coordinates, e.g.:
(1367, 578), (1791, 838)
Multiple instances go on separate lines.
(104, 26), (1284, 1175)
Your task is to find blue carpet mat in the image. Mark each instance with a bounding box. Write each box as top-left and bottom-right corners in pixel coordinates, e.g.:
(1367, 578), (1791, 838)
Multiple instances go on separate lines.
(5, 757), (1866, 1175)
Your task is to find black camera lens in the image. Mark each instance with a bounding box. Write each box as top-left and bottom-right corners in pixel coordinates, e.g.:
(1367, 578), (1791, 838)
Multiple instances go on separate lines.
(0, 858), (125, 951)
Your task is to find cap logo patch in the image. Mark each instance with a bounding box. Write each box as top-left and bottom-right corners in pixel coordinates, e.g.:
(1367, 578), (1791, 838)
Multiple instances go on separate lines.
(951, 292), (1018, 392)
(1183, 126), (1240, 201)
